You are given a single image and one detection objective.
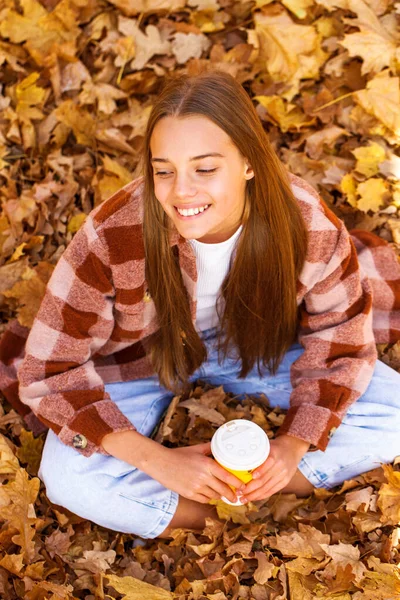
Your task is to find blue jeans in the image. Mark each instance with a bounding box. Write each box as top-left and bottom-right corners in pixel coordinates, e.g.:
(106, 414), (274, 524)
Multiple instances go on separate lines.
(39, 327), (400, 538)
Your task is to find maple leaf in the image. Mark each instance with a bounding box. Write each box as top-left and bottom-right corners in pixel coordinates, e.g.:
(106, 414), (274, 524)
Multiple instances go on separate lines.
(271, 524), (330, 559)
(352, 142), (386, 177)
(253, 9), (328, 100)
(305, 126), (349, 160)
(345, 486), (374, 512)
(78, 81), (127, 115)
(255, 96), (316, 132)
(354, 74), (400, 140)
(118, 17), (171, 71)
(44, 524), (74, 559)
(320, 542), (366, 581)
(0, 0), (81, 66)
(171, 32), (211, 64)
(356, 178), (390, 213)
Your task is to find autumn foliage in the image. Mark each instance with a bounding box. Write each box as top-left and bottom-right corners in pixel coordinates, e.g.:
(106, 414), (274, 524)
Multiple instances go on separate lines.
(0, 0), (400, 598)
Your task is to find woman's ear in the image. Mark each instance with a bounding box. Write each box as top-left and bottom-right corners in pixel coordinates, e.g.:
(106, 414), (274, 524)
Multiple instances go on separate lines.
(244, 163), (254, 180)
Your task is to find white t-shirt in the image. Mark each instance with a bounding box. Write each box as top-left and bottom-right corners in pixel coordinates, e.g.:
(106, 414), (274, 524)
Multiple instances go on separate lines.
(188, 224), (243, 332)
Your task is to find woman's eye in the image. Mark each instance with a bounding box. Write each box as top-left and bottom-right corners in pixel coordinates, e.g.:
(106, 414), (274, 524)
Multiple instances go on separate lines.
(155, 168), (217, 177)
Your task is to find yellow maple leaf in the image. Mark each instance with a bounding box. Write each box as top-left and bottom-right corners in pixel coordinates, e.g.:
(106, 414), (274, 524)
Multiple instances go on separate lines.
(352, 142), (386, 178)
(254, 10), (328, 100)
(254, 96), (316, 132)
(341, 31), (398, 75)
(356, 178), (390, 213)
(354, 74), (400, 140)
(0, 0), (80, 66)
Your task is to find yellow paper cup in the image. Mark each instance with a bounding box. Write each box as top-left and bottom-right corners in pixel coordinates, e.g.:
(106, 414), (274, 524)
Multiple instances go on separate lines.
(211, 419), (270, 505)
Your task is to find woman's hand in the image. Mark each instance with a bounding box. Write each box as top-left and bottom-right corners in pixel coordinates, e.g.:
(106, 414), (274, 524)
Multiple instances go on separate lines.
(156, 442), (246, 504)
(102, 430), (244, 504)
(239, 435), (310, 503)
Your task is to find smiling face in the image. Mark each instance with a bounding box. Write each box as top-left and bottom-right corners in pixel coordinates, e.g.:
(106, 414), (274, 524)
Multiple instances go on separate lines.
(150, 115), (254, 243)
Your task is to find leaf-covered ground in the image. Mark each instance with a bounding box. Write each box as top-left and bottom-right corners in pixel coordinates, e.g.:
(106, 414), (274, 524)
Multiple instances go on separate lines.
(1, 0), (400, 597)
(1, 384), (400, 599)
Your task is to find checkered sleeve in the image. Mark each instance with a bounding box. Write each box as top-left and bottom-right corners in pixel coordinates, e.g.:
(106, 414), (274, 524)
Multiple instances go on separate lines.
(17, 216), (137, 457)
(277, 220), (378, 451)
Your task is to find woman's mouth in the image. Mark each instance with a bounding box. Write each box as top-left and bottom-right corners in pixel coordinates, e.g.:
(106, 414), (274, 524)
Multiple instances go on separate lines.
(174, 204), (211, 219)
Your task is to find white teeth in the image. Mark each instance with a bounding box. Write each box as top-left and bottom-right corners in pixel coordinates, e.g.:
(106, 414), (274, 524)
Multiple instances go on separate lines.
(177, 204), (209, 217)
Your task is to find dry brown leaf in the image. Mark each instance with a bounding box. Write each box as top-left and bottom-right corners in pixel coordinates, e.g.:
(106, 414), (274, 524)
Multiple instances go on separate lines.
(106, 574), (173, 599)
(15, 429), (44, 476)
(320, 542), (366, 581)
(0, 469), (40, 562)
(272, 524), (330, 559)
(253, 551), (276, 584)
(377, 463), (400, 525)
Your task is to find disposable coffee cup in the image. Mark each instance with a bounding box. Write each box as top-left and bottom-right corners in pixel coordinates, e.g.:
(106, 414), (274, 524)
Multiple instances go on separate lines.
(211, 419), (270, 506)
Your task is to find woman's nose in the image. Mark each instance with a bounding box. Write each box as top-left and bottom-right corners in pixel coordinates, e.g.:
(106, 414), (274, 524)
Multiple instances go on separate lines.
(174, 172), (196, 198)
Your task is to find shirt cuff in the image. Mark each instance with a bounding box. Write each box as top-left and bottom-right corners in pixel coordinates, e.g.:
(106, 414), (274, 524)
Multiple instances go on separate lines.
(277, 403), (342, 451)
(58, 400), (137, 457)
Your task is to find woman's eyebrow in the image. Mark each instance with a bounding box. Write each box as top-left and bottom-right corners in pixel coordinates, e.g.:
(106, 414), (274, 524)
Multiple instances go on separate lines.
(151, 152), (224, 163)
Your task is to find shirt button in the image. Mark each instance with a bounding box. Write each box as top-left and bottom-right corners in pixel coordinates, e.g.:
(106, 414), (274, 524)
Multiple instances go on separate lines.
(72, 434), (87, 449)
(143, 289), (151, 302)
(328, 427), (337, 439)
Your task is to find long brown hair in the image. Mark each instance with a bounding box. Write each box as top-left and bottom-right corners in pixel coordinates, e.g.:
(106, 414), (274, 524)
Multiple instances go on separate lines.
(141, 71), (308, 394)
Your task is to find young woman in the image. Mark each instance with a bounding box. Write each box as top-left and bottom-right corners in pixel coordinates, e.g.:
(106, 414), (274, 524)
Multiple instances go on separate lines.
(14, 71), (400, 540)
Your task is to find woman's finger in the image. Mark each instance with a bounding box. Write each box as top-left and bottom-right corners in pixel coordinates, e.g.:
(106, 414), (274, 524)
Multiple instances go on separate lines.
(252, 454), (276, 478)
(210, 462), (245, 491)
(245, 463), (282, 494)
(192, 492), (214, 504)
(244, 474), (285, 502)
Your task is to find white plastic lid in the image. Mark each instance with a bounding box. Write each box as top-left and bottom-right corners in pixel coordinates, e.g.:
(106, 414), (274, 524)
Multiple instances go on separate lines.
(211, 419), (270, 471)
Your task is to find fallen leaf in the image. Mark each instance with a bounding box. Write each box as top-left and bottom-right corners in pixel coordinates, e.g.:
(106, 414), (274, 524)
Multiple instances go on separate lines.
(105, 574), (173, 599)
(356, 178), (390, 213)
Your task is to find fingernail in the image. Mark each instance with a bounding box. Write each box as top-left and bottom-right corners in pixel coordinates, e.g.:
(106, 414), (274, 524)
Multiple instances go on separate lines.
(240, 497), (248, 504)
(253, 472), (260, 479)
